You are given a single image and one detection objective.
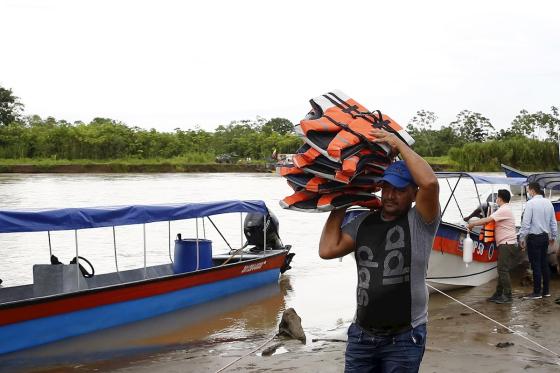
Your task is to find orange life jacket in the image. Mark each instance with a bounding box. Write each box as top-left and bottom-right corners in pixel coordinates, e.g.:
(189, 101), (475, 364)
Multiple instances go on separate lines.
(280, 189), (381, 212)
(293, 145), (322, 168)
(337, 149), (389, 181)
(295, 90), (414, 162)
(479, 220), (495, 244)
(286, 173), (380, 194)
(293, 144), (387, 184)
(277, 165), (305, 176)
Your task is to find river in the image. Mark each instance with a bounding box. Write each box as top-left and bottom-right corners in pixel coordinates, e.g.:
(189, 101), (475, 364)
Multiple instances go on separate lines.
(0, 173), (536, 372)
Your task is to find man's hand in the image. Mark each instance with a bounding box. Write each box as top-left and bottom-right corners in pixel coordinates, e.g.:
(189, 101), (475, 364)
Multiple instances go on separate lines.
(369, 128), (404, 156)
(520, 240), (526, 251)
(549, 239), (555, 246)
(370, 127), (439, 224)
(467, 223), (474, 231)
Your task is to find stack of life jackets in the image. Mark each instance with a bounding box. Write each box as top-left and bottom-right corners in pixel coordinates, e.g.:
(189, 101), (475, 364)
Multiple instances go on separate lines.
(278, 90), (415, 212)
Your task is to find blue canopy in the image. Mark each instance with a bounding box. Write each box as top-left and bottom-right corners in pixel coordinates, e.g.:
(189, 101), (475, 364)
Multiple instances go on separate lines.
(0, 200), (269, 234)
(436, 172), (526, 185)
(526, 172), (560, 191)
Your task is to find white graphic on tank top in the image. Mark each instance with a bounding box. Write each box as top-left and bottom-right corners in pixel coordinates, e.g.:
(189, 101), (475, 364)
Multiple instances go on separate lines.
(355, 224), (410, 307)
(382, 226), (410, 285)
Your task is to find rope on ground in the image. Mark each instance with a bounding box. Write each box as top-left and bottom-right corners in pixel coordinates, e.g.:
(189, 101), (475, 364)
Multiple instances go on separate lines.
(214, 333), (278, 373)
(427, 283), (560, 358)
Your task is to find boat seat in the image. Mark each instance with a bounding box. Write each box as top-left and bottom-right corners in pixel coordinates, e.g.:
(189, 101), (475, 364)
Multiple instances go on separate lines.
(33, 264), (88, 297)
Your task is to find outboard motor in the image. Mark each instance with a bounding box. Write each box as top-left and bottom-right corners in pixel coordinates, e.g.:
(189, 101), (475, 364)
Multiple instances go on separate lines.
(244, 211), (284, 251)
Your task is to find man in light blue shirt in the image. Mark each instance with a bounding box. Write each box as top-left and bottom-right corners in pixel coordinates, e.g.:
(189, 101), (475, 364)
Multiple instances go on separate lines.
(519, 182), (557, 300)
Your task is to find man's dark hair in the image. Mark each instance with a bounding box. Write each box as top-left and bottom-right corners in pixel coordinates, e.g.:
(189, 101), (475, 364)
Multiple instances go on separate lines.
(497, 189), (511, 203)
(528, 182), (543, 195)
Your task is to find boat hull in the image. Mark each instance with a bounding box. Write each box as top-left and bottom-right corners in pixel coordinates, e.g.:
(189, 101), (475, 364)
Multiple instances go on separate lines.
(0, 251), (287, 355)
(428, 222), (497, 290)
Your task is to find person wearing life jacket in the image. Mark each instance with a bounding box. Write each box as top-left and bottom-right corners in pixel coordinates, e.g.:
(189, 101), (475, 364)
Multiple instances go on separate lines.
(319, 128), (440, 373)
(467, 189), (519, 304)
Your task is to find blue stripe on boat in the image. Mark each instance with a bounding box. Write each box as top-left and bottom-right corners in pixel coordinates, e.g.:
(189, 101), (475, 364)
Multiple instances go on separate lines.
(0, 268), (279, 355)
(436, 224), (461, 240)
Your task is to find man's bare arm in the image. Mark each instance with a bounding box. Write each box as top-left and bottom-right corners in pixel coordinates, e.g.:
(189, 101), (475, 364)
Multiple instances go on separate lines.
(319, 208), (355, 259)
(467, 216), (494, 230)
(371, 128), (440, 223)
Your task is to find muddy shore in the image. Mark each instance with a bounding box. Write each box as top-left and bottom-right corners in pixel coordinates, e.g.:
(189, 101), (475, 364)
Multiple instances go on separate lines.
(43, 271), (559, 373)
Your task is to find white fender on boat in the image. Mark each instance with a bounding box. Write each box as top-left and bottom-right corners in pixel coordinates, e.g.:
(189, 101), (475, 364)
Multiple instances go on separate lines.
(463, 232), (473, 267)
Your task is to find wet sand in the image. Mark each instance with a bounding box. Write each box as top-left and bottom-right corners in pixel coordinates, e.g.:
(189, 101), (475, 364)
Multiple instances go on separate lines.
(96, 271), (560, 373)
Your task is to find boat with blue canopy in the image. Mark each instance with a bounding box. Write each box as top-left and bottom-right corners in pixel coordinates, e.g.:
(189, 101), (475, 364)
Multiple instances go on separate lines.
(526, 172), (560, 191)
(344, 172), (527, 291)
(501, 166), (560, 217)
(427, 172), (526, 290)
(0, 200), (293, 356)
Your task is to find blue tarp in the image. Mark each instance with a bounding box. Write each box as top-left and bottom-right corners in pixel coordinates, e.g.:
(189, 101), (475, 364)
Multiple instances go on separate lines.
(0, 200), (269, 234)
(435, 172), (526, 186)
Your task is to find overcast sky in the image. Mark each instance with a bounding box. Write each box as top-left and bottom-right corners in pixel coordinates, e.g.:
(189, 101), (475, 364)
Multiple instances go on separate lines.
(1, 0), (559, 132)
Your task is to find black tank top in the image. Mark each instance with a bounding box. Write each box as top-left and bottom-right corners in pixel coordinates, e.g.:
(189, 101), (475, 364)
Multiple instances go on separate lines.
(354, 210), (412, 334)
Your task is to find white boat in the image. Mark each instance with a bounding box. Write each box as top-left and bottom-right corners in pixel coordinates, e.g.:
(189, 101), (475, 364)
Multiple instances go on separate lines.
(344, 173), (526, 291)
(427, 172), (526, 291)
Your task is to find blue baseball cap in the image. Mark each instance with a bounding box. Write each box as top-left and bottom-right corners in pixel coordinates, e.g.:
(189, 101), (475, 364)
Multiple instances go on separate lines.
(381, 161), (415, 189)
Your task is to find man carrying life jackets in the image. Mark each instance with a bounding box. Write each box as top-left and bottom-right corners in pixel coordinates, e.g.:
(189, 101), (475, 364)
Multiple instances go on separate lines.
(467, 189), (519, 304)
(319, 128), (440, 373)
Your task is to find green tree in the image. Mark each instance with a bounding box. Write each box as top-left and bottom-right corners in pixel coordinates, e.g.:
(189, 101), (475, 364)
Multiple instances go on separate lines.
(262, 118), (294, 135)
(510, 107), (560, 141)
(0, 86), (24, 125)
(406, 110), (438, 156)
(450, 110), (494, 143)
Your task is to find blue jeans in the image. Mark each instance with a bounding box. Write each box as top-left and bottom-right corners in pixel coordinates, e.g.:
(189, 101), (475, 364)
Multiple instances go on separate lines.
(345, 323), (427, 373)
(527, 233), (550, 295)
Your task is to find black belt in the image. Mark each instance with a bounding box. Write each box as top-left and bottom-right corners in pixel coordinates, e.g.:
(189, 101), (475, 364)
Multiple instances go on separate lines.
(527, 233), (548, 238)
(358, 323), (412, 337)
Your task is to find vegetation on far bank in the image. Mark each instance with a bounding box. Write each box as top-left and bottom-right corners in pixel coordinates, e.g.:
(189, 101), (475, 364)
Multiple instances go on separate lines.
(0, 156), (457, 173)
(1, 85), (559, 173)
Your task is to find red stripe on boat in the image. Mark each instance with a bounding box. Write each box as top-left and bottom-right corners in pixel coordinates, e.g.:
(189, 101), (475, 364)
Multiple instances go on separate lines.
(433, 236), (497, 263)
(0, 254), (286, 326)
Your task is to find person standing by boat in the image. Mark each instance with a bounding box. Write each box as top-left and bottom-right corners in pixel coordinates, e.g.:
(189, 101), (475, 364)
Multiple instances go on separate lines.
(467, 189), (518, 304)
(319, 128), (440, 373)
(519, 182), (557, 300)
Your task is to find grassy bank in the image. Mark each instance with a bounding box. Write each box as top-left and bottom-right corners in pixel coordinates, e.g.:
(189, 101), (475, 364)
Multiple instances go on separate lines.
(0, 158), (272, 173)
(423, 156), (459, 171)
(0, 157), (461, 173)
